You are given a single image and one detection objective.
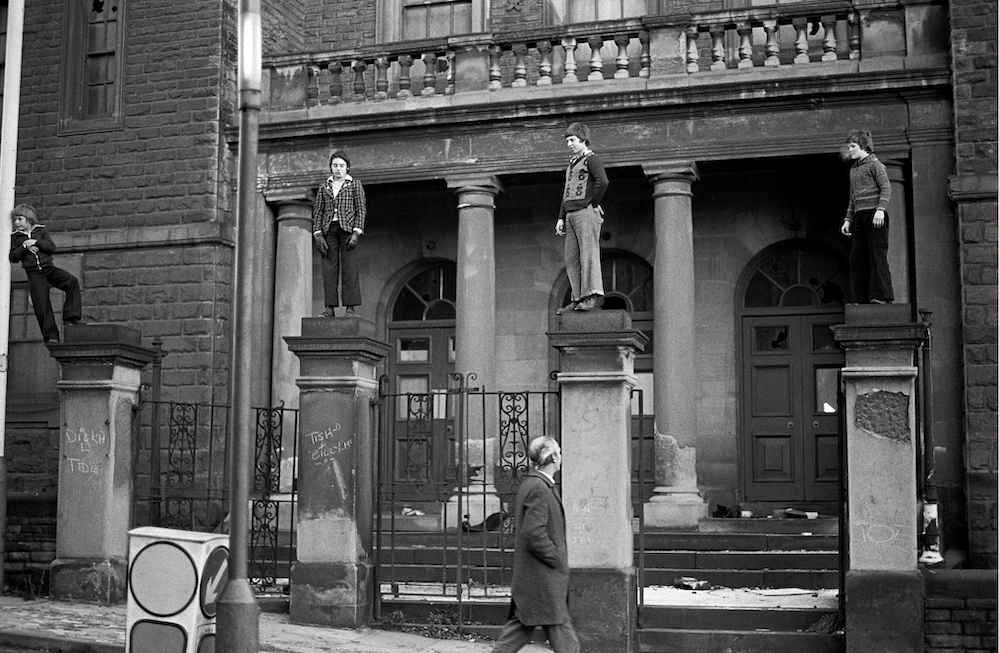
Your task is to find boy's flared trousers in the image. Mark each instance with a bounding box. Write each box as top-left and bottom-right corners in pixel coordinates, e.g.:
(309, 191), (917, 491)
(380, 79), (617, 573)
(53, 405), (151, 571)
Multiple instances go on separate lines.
(849, 208), (894, 303)
(27, 266), (81, 342)
(320, 226), (362, 307)
(564, 205), (605, 301)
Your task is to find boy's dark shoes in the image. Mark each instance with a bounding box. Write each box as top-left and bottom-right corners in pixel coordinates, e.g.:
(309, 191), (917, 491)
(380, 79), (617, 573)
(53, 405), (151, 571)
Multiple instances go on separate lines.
(319, 307), (335, 318)
(574, 294), (605, 311)
(556, 301), (578, 315)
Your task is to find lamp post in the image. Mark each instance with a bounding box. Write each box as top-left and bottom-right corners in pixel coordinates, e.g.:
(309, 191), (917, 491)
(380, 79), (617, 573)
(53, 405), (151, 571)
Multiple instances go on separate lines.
(216, 1), (262, 651)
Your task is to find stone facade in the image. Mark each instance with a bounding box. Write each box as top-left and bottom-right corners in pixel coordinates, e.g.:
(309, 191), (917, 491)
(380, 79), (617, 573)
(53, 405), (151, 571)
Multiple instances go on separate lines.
(949, 0), (999, 568)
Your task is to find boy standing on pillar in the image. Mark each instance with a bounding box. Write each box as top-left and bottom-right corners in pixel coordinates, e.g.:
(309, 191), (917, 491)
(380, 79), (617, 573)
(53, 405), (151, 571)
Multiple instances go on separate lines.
(841, 129), (894, 304)
(555, 123), (608, 314)
(313, 150), (367, 317)
(9, 203), (82, 343)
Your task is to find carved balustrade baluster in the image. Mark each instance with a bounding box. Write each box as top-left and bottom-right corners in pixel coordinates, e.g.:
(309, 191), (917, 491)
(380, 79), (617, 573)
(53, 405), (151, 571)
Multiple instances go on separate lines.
(351, 59), (367, 100)
(306, 65), (320, 107)
(445, 51), (455, 95)
(562, 37), (579, 83)
(763, 20), (780, 67)
(613, 34), (630, 79)
(512, 43), (528, 87)
(848, 13), (861, 60)
(639, 30), (650, 78)
(488, 44), (503, 90)
(587, 35), (605, 81)
(374, 56), (389, 100)
(397, 55), (413, 98)
(537, 40), (553, 85)
(792, 17), (810, 64)
(421, 52), (438, 96)
(686, 26), (700, 73)
(821, 16), (838, 61)
(710, 25), (726, 70)
(328, 61), (343, 103)
(737, 22), (754, 68)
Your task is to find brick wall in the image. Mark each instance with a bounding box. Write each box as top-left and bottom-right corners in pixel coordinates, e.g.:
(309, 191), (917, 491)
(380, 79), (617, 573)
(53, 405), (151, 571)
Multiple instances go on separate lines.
(949, 0), (999, 568)
(4, 504), (56, 597)
(303, 0), (375, 52)
(263, 0), (305, 55)
(925, 571), (999, 653)
(489, 0), (544, 32)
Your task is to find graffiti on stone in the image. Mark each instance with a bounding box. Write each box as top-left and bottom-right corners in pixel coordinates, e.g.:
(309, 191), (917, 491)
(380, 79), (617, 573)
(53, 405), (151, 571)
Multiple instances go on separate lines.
(64, 426), (107, 475)
(855, 390), (910, 442)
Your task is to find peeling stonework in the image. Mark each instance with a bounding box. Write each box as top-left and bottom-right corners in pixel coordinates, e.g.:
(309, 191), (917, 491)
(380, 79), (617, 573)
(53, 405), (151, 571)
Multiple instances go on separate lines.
(653, 432), (698, 487)
(855, 390), (911, 442)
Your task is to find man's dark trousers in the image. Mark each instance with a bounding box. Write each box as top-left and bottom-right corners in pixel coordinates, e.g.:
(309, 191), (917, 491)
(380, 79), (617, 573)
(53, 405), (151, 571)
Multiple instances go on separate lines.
(321, 226), (361, 307)
(27, 266), (81, 342)
(849, 208), (894, 303)
(491, 617), (580, 653)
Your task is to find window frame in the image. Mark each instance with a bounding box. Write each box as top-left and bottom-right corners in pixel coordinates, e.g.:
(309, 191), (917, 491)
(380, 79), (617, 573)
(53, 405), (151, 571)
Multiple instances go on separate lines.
(377, 0), (487, 44)
(60, 0), (127, 134)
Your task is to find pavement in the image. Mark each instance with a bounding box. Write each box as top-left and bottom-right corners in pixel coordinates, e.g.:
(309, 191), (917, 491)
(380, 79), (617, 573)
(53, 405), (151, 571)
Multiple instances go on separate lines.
(0, 595), (552, 653)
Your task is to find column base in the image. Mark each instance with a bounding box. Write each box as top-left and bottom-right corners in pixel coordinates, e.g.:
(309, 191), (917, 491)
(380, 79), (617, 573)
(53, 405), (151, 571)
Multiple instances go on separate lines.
(443, 485), (502, 530)
(568, 568), (635, 653)
(643, 487), (708, 529)
(50, 557), (128, 604)
(289, 561), (373, 628)
(845, 570), (923, 653)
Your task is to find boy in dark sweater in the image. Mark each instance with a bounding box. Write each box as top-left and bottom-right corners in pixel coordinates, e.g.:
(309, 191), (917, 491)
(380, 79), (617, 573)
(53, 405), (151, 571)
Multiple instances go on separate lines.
(555, 122), (609, 313)
(9, 204), (82, 342)
(841, 129), (894, 304)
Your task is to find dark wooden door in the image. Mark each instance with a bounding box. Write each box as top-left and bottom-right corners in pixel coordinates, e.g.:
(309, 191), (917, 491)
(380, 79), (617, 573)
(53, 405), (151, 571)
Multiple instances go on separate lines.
(742, 313), (843, 502)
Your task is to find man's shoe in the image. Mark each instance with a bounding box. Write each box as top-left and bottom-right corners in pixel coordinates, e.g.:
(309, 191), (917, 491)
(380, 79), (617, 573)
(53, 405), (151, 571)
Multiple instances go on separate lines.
(556, 301), (578, 315)
(574, 295), (605, 311)
(319, 307), (335, 318)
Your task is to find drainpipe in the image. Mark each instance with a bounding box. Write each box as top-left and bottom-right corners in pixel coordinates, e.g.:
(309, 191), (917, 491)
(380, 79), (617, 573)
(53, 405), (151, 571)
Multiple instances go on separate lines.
(0, 0), (26, 595)
(917, 308), (943, 565)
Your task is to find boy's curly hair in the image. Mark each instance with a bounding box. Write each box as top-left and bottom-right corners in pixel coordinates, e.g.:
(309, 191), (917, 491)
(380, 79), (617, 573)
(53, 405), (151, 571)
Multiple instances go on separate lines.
(564, 122), (591, 145)
(12, 203), (38, 225)
(845, 129), (874, 153)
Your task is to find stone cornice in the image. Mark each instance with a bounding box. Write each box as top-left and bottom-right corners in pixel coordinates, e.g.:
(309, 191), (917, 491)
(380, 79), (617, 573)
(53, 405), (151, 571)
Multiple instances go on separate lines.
(949, 173), (999, 202)
(52, 222), (236, 253)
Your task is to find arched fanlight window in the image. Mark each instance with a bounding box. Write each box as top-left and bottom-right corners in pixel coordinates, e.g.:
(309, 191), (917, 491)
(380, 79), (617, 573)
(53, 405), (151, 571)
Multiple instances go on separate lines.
(561, 252), (653, 314)
(743, 243), (848, 309)
(391, 262), (457, 322)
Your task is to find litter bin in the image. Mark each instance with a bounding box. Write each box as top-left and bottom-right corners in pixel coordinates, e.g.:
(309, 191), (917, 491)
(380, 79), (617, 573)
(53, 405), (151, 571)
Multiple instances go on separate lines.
(127, 527), (229, 653)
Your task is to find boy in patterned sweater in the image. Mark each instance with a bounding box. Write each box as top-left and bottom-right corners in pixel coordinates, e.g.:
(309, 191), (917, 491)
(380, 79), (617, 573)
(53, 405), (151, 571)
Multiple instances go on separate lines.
(841, 129), (894, 304)
(555, 122), (609, 314)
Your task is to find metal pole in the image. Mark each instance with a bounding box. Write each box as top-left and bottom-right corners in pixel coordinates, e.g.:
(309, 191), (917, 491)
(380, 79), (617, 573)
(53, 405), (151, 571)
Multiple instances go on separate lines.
(217, 1), (261, 650)
(0, 0), (26, 595)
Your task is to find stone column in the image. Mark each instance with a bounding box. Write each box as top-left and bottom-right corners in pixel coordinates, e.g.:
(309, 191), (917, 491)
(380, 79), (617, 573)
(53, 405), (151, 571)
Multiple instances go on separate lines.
(46, 325), (157, 603)
(443, 175), (503, 529)
(832, 303), (926, 653)
(284, 318), (389, 628)
(269, 195), (315, 491)
(642, 161), (707, 528)
(549, 310), (647, 653)
(883, 158), (911, 303)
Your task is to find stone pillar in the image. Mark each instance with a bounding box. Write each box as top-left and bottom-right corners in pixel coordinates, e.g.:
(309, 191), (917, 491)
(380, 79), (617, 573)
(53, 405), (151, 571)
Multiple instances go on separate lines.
(549, 311), (646, 653)
(642, 161), (708, 528)
(284, 318), (389, 627)
(46, 325), (157, 603)
(883, 158), (911, 303)
(833, 303), (926, 653)
(269, 195), (315, 491)
(444, 175), (503, 529)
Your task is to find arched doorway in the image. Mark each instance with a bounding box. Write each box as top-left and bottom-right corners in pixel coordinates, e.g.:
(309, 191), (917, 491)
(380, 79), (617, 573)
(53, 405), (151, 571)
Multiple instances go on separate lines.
(738, 240), (847, 504)
(385, 261), (458, 500)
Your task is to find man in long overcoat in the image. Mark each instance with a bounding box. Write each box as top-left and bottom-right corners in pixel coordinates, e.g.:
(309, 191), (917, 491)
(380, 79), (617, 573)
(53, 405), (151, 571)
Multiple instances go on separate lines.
(491, 436), (580, 653)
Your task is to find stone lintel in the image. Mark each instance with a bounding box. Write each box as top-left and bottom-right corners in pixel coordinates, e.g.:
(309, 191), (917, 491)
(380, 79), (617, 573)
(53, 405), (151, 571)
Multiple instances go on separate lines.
(47, 325), (157, 371)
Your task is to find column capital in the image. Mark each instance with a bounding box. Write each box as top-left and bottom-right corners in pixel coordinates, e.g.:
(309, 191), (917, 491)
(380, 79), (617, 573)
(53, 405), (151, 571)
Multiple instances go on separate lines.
(263, 186), (315, 205)
(643, 160), (699, 185)
(445, 174), (504, 196)
(273, 200), (314, 224)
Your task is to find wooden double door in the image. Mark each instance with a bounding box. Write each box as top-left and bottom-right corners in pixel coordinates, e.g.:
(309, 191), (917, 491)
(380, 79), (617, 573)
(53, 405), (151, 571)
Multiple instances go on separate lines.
(741, 312), (844, 503)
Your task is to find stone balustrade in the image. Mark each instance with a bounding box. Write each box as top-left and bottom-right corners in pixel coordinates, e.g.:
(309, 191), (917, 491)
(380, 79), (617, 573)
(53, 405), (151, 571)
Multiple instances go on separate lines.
(262, 3), (945, 112)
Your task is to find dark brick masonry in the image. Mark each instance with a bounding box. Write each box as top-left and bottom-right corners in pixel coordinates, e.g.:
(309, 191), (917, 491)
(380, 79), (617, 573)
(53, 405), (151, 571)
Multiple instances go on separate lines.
(924, 570), (998, 653)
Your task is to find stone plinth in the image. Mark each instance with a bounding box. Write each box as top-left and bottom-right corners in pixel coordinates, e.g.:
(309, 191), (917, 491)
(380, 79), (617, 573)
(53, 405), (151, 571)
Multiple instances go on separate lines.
(548, 310), (646, 653)
(284, 317), (389, 628)
(833, 303), (927, 653)
(46, 325), (157, 603)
